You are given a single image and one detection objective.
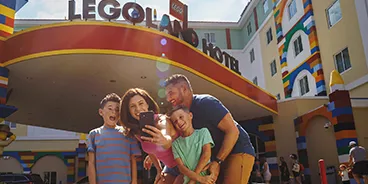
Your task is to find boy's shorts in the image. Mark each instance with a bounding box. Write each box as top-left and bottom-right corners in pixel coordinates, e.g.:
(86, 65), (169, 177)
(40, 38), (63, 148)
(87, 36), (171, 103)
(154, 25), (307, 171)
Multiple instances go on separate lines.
(163, 165), (181, 176)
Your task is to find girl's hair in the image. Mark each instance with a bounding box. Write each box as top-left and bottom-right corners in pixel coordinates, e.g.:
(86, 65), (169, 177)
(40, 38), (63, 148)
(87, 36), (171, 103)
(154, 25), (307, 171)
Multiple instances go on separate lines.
(119, 88), (159, 137)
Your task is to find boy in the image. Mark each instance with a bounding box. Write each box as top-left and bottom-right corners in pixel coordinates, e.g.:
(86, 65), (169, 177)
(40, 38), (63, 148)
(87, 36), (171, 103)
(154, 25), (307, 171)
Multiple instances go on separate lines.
(168, 105), (215, 184)
(87, 93), (141, 184)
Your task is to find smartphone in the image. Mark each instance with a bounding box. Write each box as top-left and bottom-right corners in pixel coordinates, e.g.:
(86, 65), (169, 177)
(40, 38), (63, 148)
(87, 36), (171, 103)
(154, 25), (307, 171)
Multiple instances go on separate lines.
(139, 111), (155, 138)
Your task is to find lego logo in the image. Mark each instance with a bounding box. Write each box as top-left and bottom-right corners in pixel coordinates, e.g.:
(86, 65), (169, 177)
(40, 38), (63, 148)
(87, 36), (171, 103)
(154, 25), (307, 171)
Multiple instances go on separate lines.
(171, 3), (183, 14)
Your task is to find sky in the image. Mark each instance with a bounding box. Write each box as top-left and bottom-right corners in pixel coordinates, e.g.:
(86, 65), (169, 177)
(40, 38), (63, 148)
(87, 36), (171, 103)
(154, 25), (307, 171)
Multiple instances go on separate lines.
(15, 0), (251, 22)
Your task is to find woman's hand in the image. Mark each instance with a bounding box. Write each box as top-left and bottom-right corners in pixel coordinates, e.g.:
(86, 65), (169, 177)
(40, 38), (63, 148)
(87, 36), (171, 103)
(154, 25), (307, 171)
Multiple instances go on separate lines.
(144, 155), (153, 170)
(154, 171), (167, 184)
(141, 125), (172, 148)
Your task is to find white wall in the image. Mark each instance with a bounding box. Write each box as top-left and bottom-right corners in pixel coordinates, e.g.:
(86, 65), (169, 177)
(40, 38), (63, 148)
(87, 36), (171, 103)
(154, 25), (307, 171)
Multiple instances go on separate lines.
(286, 30), (311, 70)
(282, 0), (305, 35)
(355, 0), (368, 69)
(223, 34), (266, 89)
(291, 69), (317, 97)
(21, 126), (80, 140)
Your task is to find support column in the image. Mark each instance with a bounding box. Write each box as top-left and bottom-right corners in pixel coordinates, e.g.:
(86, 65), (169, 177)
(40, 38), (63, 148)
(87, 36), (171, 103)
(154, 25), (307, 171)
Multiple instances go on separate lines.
(76, 134), (87, 181)
(0, 66), (17, 124)
(0, 0), (28, 37)
(327, 70), (358, 164)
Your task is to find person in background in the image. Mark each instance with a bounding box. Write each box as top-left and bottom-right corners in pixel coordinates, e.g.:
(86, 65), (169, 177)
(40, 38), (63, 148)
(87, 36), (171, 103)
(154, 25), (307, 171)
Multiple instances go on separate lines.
(260, 156), (272, 184)
(338, 164), (350, 184)
(289, 154), (302, 184)
(87, 93), (141, 184)
(279, 157), (290, 184)
(348, 141), (368, 184)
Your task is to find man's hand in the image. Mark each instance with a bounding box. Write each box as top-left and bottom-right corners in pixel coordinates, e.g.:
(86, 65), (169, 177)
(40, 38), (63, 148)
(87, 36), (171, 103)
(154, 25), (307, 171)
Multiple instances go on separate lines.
(202, 161), (220, 181)
(198, 174), (216, 184)
(144, 155), (153, 170)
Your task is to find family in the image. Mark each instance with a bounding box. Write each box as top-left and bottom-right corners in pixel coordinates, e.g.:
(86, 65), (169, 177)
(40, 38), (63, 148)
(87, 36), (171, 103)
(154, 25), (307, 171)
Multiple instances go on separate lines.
(86, 74), (256, 184)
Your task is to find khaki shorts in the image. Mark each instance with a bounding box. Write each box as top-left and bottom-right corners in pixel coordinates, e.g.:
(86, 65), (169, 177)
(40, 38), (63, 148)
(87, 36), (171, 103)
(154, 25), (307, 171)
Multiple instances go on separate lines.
(218, 153), (255, 184)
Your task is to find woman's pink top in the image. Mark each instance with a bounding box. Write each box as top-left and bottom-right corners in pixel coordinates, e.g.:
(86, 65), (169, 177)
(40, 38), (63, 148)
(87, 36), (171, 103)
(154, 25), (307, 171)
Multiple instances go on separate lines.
(140, 140), (177, 168)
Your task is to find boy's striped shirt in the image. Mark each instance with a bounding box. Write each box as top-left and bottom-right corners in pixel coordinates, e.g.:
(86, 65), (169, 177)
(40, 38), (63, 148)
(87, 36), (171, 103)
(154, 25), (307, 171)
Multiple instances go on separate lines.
(87, 125), (141, 184)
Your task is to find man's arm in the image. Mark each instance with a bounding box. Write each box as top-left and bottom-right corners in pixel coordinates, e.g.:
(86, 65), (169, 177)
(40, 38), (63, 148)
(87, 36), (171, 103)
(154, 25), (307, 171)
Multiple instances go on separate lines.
(87, 152), (97, 184)
(215, 113), (239, 161)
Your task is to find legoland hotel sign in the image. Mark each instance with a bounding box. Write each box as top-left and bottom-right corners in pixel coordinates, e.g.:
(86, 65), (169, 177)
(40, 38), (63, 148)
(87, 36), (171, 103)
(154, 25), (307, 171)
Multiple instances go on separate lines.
(68, 0), (241, 74)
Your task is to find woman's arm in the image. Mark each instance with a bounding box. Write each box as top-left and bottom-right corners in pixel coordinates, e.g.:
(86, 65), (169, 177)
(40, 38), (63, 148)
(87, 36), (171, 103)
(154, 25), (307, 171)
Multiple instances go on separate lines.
(149, 154), (163, 173)
(141, 125), (173, 150)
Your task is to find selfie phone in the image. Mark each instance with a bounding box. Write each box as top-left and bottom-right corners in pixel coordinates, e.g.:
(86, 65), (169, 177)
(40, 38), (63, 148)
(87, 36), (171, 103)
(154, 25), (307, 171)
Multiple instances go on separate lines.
(139, 111), (155, 138)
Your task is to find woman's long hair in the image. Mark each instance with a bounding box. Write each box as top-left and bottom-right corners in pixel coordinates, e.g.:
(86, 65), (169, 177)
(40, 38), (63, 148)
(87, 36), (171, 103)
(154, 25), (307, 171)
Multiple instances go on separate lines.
(120, 88), (159, 137)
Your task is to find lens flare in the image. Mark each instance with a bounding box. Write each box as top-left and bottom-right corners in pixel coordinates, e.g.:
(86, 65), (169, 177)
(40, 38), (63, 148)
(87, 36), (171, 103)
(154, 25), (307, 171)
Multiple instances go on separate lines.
(159, 79), (166, 87)
(156, 61), (170, 72)
(158, 88), (166, 98)
(161, 38), (167, 46)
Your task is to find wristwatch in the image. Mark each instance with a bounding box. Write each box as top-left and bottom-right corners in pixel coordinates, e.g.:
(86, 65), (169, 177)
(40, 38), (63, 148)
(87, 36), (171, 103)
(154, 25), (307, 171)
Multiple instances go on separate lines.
(214, 157), (223, 165)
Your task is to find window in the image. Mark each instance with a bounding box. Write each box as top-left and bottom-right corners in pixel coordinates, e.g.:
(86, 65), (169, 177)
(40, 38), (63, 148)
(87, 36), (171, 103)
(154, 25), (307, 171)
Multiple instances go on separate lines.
(43, 171), (57, 184)
(247, 22), (252, 35)
(253, 77), (258, 86)
(293, 36), (303, 56)
(4, 121), (16, 129)
(249, 134), (266, 159)
(299, 76), (310, 95)
(270, 60), (277, 76)
(327, 0), (342, 27)
(276, 93), (281, 100)
(250, 49), (255, 63)
(334, 48), (351, 73)
(263, 0), (269, 13)
(266, 28), (273, 44)
(288, 0), (297, 19)
(204, 33), (216, 44)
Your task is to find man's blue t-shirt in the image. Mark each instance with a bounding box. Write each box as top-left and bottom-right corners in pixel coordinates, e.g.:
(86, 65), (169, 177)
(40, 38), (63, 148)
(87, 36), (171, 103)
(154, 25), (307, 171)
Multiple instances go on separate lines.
(189, 94), (255, 158)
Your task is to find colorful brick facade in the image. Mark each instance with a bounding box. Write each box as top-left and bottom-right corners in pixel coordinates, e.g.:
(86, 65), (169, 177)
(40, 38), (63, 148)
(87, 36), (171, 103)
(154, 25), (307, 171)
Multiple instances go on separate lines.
(0, 0), (27, 37)
(240, 116), (279, 182)
(293, 70), (359, 183)
(4, 151), (77, 184)
(272, 0), (327, 98)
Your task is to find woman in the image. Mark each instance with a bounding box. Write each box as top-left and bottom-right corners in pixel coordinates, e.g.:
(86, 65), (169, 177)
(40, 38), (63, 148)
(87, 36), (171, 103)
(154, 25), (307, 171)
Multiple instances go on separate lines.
(290, 154), (302, 184)
(120, 88), (182, 184)
(261, 156), (272, 184)
(279, 157), (290, 184)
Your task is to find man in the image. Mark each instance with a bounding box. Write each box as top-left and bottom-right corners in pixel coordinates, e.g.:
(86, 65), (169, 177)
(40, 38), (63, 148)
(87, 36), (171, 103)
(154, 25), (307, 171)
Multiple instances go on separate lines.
(348, 141), (368, 184)
(164, 74), (256, 184)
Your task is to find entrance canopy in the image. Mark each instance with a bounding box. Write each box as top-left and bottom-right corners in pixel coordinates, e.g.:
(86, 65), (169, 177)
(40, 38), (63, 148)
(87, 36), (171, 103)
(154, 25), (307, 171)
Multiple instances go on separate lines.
(0, 22), (277, 133)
